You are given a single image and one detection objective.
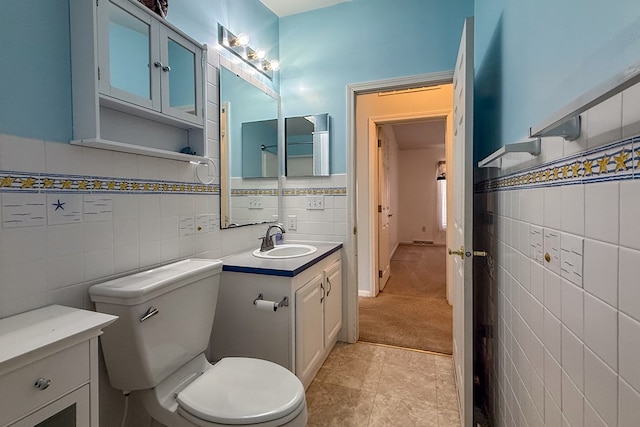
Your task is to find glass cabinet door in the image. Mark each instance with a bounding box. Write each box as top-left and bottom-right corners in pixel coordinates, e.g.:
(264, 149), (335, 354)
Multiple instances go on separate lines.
(99, 0), (160, 110)
(160, 28), (203, 125)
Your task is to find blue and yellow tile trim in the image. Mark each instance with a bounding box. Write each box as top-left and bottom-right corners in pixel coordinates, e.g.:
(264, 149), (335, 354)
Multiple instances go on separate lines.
(230, 187), (348, 196)
(476, 136), (638, 193)
(0, 171), (220, 195)
(281, 187), (347, 196)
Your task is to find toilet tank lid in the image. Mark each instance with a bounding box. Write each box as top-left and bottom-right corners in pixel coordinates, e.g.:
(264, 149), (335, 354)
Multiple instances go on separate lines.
(89, 259), (223, 305)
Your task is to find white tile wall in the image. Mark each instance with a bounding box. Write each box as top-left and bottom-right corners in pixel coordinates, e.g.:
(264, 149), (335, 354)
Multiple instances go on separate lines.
(485, 81), (640, 426)
(0, 51), (293, 320)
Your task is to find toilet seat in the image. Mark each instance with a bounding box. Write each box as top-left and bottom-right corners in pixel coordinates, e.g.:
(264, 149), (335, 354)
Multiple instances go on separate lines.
(177, 357), (305, 425)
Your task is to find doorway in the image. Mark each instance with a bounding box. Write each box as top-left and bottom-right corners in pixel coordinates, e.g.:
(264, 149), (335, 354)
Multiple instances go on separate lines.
(352, 85), (454, 354)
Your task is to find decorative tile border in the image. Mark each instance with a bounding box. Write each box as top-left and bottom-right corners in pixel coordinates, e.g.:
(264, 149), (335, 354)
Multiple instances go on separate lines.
(282, 187), (347, 196)
(230, 188), (278, 196)
(475, 136), (638, 193)
(0, 171), (220, 195)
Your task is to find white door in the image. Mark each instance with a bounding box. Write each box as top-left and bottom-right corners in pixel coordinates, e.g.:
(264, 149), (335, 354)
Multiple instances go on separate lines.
(377, 129), (391, 291)
(450, 16), (474, 427)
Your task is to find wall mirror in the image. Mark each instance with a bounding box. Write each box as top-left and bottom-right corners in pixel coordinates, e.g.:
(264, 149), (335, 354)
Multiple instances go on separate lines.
(219, 65), (280, 229)
(285, 113), (330, 177)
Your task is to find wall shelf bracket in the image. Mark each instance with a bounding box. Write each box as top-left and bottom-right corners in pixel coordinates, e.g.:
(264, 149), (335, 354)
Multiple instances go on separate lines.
(529, 115), (581, 141)
(478, 138), (541, 169)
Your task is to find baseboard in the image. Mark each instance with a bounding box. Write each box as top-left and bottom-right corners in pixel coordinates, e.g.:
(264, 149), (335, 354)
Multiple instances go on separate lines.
(358, 290), (373, 297)
(390, 242), (400, 258)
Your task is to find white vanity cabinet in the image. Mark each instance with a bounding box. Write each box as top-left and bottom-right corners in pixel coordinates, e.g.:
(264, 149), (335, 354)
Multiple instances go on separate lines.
(70, 0), (207, 161)
(295, 259), (342, 387)
(212, 247), (343, 389)
(0, 305), (117, 427)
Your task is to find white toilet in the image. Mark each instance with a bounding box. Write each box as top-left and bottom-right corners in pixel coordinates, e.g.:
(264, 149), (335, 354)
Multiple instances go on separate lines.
(89, 258), (307, 427)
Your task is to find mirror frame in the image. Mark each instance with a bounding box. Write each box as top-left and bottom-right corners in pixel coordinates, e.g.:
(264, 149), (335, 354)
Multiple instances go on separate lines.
(219, 64), (281, 229)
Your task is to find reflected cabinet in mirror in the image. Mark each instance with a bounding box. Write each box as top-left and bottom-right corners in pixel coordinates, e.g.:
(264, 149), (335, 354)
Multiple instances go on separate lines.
(219, 65), (280, 229)
(285, 113), (330, 177)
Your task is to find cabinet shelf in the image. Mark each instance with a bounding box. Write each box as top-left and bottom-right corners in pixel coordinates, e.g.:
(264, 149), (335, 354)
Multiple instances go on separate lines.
(71, 138), (206, 162)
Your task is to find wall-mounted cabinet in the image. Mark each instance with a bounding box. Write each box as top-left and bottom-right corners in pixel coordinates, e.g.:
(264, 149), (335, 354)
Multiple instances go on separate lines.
(70, 0), (207, 161)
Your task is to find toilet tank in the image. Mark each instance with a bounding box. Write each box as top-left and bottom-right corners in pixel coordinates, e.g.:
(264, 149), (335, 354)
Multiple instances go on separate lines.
(89, 259), (223, 391)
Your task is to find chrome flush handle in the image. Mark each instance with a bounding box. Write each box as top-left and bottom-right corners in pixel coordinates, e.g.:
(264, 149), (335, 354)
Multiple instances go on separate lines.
(140, 307), (159, 322)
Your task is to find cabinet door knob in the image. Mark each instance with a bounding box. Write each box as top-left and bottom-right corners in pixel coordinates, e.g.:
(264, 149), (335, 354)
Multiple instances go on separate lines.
(153, 61), (164, 68)
(34, 378), (51, 391)
(162, 65), (171, 72)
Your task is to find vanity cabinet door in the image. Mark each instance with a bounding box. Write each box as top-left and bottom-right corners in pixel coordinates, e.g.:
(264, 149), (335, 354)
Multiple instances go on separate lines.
(323, 260), (342, 347)
(295, 274), (324, 386)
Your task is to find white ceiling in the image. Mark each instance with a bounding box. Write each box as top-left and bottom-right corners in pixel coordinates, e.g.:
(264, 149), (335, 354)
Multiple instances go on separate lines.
(390, 120), (446, 150)
(260, 0), (351, 17)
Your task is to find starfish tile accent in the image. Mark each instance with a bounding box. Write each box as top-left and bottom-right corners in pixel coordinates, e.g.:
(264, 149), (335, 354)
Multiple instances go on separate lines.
(43, 178), (54, 188)
(614, 150), (629, 172)
(583, 160), (594, 176)
(598, 155), (610, 174)
(21, 177), (35, 188)
(571, 162), (581, 178)
(561, 165), (570, 179)
(1, 176), (14, 187)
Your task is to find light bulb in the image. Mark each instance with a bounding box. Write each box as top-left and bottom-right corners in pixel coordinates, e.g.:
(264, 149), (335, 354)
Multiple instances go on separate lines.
(255, 49), (267, 60)
(269, 59), (280, 71)
(237, 33), (250, 47)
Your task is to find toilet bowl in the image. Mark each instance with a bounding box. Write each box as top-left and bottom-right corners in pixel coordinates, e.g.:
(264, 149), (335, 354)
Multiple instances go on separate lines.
(89, 259), (307, 427)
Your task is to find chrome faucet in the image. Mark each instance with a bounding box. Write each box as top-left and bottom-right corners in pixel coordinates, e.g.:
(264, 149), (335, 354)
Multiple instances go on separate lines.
(259, 224), (285, 252)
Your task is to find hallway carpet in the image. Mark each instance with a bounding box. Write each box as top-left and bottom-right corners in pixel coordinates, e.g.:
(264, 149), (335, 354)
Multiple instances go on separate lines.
(358, 244), (453, 354)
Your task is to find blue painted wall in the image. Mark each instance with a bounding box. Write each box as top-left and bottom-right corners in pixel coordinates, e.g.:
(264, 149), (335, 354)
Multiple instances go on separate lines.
(0, 0), (73, 142)
(474, 0), (640, 161)
(0, 0), (277, 143)
(278, 0), (474, 173)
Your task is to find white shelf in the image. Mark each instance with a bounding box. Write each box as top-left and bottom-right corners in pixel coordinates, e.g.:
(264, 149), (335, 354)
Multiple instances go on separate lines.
(478, 138), (541, 168)
(71, 138), (207, 162)
(530, 61), (640, 138)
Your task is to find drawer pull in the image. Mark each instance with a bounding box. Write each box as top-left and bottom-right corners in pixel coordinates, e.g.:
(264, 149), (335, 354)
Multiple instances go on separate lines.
(34, 378), (51, 391)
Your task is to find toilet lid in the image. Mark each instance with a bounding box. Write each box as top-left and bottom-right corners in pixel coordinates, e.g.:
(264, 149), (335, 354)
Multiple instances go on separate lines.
(177, 357), (305, 425)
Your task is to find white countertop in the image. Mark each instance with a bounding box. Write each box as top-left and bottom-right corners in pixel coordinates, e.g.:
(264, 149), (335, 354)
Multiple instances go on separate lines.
(0, 305), (118, 366)
(222, 241), (343, 277)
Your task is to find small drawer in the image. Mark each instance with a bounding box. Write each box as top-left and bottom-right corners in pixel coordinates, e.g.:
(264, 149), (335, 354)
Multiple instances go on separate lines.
(0, 342), (90, 426)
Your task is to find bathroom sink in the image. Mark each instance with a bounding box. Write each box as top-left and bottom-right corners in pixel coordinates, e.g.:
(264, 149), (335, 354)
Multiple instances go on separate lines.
(252, 244), (317, 259)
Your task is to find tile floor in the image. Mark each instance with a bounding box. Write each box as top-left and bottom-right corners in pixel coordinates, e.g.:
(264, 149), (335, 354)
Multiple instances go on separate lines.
(305, 341), (461, 426)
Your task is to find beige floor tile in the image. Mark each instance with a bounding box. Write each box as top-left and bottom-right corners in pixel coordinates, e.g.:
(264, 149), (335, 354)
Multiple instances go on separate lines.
(306, 381), (376, 426)
(329, 341), (386, 362)
(368, 394), (439, 427)
(437, 408), (462, 427)
(376, 363), (437, 404)
(314, 352), (383, 391)
(383, 346), (437, 371)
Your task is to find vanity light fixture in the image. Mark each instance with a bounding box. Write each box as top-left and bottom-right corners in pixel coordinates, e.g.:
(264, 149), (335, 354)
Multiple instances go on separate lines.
(218, 24), (279, 80)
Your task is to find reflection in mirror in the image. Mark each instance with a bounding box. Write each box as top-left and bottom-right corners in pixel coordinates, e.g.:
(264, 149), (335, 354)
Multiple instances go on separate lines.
(219, 65), (279, 229)
(285, 113), (330, 177)
(108, 1), (151, 99)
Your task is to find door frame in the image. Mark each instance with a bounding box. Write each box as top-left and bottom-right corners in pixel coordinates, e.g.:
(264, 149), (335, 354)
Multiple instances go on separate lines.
(344, 70), (454, 343)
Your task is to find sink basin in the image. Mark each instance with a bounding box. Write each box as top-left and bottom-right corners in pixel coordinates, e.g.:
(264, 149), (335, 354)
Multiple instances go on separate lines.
(252, 244), (317, 259)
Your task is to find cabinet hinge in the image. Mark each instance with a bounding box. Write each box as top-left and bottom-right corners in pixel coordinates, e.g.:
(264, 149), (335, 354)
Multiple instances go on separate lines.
(378, 205), (382, 212)
(378, 139), (382, 148)
(378, 270), (383, 278)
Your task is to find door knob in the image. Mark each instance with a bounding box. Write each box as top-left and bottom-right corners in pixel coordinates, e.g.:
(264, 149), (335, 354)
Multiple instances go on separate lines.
(448, 246), (465, 259)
